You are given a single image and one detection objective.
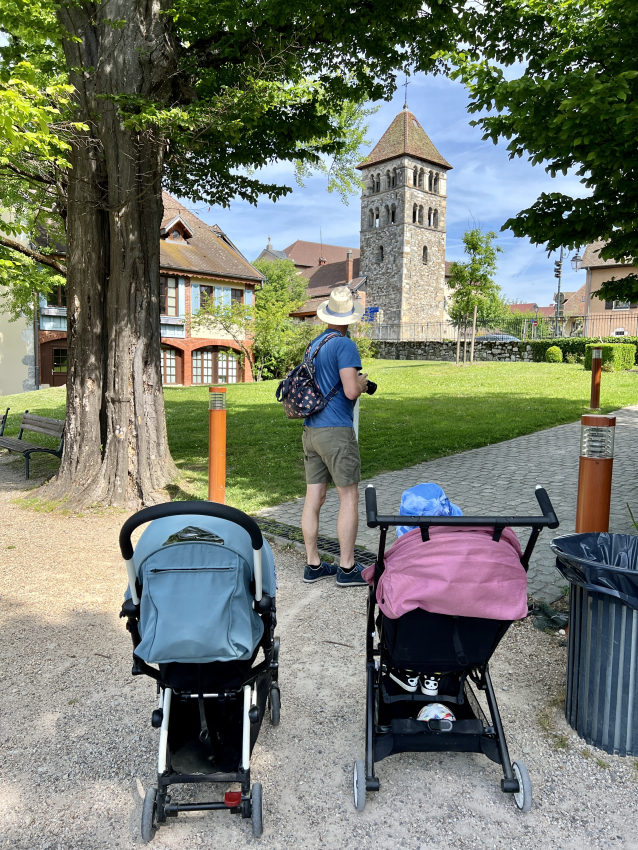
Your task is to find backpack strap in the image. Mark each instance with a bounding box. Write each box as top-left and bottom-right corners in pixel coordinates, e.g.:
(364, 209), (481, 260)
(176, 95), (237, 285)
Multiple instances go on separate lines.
(307, 332), (345, 402)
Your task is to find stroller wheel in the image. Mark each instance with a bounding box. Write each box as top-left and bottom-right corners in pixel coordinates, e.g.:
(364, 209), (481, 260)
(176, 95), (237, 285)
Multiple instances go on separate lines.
(512, 761), (532, 812)
(141, 787), (158, 843)
(251, 783), (263, 837)
(353, 759), (366, 812)
(270, 686), (281, 726)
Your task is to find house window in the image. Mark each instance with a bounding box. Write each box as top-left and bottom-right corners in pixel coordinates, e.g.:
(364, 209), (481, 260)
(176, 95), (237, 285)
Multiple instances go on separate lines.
(217, 352), (238, 384)
(160, 276), (178, 316)
(192, 347), (214, 384)
(46, 286), (66, 308)
(231, 289), (243, 304)
(613, 300), (630, 310)
(171, 229), (180, 239)
(162, 347), (176, 383)
(52, 348), (67, 373)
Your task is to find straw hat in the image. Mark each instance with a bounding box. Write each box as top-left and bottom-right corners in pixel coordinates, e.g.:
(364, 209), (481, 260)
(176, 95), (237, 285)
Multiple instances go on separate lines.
(316, 286), (364, 325)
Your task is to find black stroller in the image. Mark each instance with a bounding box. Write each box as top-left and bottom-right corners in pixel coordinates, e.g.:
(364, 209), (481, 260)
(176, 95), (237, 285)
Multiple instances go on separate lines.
(354, 485), (559, 812)
(119, 502), (280, 841)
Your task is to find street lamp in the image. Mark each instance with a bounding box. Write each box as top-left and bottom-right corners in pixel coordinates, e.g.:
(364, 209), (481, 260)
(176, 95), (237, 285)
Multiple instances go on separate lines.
(571, 252), (583, 272)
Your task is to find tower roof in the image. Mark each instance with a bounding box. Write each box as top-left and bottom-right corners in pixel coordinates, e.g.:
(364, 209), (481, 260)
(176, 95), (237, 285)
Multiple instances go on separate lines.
(357, 109), (452, 171)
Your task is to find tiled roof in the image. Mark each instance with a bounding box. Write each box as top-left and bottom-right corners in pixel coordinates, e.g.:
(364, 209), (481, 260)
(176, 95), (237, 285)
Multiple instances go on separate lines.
(284, 240), (360, 268)
(509, 303), (556, 318)
(160, 193), (263, 281)
(300, 258), (361, 292)
(291, 285), (366, 317)
(357, 109), (451, 171)
(581, 240), (625, 269)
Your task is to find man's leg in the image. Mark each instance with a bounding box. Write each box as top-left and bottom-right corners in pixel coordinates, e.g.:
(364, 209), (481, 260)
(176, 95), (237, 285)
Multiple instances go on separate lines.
(335, 483), (359, 569)
(302, 482), (327, 566)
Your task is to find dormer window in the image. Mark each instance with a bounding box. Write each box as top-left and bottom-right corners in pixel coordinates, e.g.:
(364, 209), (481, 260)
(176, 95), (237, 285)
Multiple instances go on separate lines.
(171, 229), (181, 240)
(161, 215), (193, 241)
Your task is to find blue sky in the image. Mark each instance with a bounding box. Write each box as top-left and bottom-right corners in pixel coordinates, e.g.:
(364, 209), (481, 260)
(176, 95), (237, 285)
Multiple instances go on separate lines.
(187, 72), (589, 307)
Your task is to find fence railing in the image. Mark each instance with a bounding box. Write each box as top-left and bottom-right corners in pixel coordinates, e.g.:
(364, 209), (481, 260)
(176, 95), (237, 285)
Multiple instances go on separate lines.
(355, 312), (638, 343)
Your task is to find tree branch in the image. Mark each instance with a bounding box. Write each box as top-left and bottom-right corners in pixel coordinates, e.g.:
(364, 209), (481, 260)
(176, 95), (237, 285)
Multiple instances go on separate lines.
(0, 236), (67, 276)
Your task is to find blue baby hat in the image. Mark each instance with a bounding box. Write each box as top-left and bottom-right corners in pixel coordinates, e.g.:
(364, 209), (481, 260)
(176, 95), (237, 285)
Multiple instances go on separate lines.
(396, 483), (463, 537)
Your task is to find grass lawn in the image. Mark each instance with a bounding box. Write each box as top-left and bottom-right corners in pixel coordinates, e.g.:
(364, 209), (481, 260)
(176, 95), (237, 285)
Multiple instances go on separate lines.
(1, 359), (637, 513)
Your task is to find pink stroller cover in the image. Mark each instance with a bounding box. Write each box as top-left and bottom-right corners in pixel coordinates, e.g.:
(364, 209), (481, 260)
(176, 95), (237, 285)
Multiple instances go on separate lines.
(362, 525), (527, 621)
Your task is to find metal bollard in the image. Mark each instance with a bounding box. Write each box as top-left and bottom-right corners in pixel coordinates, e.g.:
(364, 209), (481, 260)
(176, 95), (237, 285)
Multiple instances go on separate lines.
(208, 386), (227, 503)
(575, 414), (615, 532)
(590, 346), (602, 410)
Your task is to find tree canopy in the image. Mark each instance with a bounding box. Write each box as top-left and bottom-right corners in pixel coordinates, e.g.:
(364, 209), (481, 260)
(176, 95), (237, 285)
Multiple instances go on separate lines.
(450, 0), (638, 288)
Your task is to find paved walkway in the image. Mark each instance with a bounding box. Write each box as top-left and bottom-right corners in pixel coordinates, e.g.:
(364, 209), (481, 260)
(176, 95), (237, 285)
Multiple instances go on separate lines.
(260, 406), (638, 601)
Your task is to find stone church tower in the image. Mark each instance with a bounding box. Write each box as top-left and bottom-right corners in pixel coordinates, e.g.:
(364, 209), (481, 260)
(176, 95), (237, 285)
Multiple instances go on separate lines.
(357, 106), (452, 324)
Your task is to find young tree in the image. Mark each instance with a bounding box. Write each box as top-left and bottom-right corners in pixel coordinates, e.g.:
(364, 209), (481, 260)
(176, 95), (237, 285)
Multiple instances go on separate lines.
(449, 0), (638, 294)
(192, 258), (309, 381)
(447, 228), (504, 323)
(1, 0), (469, 508)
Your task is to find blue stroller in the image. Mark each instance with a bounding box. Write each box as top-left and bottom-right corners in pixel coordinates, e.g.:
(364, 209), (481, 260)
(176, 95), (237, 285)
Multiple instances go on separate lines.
(119, 502), (279, 841)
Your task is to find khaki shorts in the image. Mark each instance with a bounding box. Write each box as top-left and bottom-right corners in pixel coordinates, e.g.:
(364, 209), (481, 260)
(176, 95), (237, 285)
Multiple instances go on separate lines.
(302, 426), (361, 487)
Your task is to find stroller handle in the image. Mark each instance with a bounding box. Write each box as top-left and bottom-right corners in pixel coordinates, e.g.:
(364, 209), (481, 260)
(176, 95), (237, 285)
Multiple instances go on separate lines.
(364, 484), (559, 530)
(119, 500), (264, 560)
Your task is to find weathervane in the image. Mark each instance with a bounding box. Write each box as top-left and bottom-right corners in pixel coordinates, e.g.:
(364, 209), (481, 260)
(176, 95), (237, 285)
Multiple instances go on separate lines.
(403, 77), (409, 110)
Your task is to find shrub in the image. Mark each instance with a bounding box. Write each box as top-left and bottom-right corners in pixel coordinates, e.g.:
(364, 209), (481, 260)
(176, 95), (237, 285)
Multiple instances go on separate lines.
(584, 343), (636, 372)
(564, 353), (577, 364)
(526, 337), (638, 365)
(545, 346), (563, 363)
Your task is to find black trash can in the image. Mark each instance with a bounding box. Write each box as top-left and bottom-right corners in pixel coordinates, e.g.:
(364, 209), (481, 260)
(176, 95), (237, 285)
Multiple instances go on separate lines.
(551, 532), (638, 757)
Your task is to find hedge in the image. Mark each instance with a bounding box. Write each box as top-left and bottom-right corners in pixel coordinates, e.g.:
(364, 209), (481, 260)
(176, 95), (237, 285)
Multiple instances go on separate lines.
(524, 337), (638, 365)
(583, 343), (636, 372)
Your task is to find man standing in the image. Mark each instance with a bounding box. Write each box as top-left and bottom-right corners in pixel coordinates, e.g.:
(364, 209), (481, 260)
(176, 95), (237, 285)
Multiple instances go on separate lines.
(301, 286), (369, 586)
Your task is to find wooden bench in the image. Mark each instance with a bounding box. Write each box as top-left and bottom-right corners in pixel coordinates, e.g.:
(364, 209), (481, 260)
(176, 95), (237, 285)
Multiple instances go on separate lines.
(0, 409), (65, 479)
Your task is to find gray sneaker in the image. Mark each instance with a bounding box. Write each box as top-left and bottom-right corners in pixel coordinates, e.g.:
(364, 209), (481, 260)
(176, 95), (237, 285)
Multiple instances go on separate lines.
(303, 561), (338, 583)
(336, 562), (368, 587)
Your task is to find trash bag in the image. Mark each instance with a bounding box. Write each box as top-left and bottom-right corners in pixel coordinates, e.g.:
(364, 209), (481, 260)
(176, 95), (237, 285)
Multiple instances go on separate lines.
(551, 532), (638, 611)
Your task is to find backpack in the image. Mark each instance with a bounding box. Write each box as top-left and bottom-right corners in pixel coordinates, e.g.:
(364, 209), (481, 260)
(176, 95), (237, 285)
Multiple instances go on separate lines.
(275, 332), (342, 420)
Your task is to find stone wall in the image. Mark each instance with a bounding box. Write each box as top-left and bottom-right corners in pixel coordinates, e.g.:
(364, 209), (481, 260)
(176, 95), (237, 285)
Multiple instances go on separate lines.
(376, 339), (534, 363)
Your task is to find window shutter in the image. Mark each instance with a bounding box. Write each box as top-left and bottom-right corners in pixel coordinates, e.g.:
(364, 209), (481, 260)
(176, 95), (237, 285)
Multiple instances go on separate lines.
(178, 277), (186, 317)
(191, 284), (200, 312)
(605, 301), (613, 310)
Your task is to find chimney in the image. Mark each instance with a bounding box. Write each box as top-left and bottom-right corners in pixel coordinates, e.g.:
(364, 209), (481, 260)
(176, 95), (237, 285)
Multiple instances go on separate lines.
(346, 250), (353, 284)
(318, 257), (327, 266)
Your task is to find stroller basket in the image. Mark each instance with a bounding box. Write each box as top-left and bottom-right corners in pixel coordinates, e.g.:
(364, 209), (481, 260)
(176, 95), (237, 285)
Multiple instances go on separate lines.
(118, 501), (280, 842)
(353, 484), (559, 814)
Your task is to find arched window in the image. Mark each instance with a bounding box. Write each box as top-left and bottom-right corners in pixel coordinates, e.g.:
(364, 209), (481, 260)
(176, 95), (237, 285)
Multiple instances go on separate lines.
(375, 208), (380, 228)
(391, 203), (396, 224)
(413, 203), (418, 224)
(375, 174), (380, 193)
(369, 177), (375, 194)
(379, 245), (384, 262)
(385, 170), (391, 190)
(392, 168), (397, 187)
(433, 209), (439, 228)
(418, 169), (424, 188)
(383, 204), (390, 225)
(433, 173), (440, 193)
(428, 172), (433, 192)
(418, 205), (424, 225)
(413, 168), (417, 186)
(422, 245), (428, 264)
(428, 207), (433, 227)
(368, 209), (374, 228)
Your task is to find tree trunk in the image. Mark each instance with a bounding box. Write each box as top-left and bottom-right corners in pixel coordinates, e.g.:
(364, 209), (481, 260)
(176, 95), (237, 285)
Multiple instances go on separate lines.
(40, 1), (178, 509)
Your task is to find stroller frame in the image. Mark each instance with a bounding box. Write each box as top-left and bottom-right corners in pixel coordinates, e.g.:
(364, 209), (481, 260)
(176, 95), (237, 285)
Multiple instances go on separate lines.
(355, 485), (559, 813)
(119, 502), (280, 840)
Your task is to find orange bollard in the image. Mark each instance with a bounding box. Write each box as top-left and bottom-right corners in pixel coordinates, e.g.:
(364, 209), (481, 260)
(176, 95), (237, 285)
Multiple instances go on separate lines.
(590, 347), (602, 410)
(575, 414), (615, 533)
(208, 386), (227, 503)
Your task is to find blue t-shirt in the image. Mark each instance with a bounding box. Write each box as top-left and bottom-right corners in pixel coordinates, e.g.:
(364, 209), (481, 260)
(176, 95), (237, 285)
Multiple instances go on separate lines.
(304, 331), (362, 428)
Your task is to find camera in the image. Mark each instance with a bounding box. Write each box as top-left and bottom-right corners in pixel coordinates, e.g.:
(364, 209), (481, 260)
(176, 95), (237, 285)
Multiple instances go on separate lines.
(359, 370), (377, 395)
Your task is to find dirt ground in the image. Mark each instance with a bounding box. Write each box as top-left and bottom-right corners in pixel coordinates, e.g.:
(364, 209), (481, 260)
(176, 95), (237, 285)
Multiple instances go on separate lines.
(1, 453), (638, 850)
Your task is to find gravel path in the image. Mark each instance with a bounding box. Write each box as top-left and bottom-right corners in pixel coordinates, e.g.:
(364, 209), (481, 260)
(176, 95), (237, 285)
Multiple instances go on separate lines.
(1, 454), (638, 849)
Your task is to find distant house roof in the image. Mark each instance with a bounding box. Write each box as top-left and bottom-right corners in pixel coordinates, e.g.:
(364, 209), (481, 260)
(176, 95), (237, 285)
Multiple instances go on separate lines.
(160, 193), (263, 282)
(253, 237), (289, 264)
(357, 109), (452, 171)
(284, 240), (360, 269)
(581, 241), (629, 270)
(301, 257), (361, 291)
(509, 303), (555, 318)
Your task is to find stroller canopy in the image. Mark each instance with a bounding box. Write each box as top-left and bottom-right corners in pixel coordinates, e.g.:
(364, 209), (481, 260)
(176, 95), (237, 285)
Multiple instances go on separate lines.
(128, 515), (276, 665)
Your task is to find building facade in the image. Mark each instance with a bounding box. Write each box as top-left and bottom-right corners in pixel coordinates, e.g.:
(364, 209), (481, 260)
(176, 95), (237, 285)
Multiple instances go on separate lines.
(36, 194), (263, 388)
(581, 241), (638, 336)
(357, 107), (452, 324)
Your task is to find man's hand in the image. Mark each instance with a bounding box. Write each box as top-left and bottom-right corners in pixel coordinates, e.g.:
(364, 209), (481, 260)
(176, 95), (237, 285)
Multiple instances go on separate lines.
(357, 372), (369, 395)
(340, 367), (367, 400)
